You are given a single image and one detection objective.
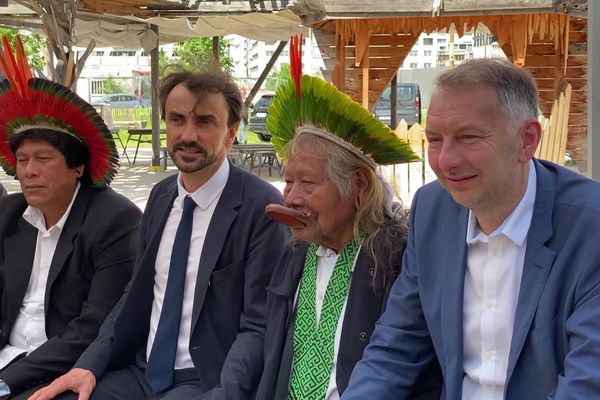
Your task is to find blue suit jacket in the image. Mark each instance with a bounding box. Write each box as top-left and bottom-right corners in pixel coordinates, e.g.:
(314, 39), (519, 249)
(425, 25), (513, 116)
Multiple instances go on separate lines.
(343, 160), (600, 400)
(75, 163), (289, 399)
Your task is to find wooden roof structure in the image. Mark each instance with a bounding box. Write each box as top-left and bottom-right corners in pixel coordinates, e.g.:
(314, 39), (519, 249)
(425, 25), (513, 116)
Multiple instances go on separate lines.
(294, 0), (591, 172)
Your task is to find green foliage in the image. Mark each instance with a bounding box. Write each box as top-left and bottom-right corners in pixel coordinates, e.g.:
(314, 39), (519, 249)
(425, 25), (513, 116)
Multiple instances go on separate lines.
(265, 63), (290, 91)
(0, 28), (46, 71)
(102, 76), (129, 95)
(161, 37), (233, 76)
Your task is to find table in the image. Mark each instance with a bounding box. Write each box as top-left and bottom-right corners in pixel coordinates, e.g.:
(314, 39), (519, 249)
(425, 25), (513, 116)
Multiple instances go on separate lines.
(124, 128), (166, 165)
(229, 144), (283, 177)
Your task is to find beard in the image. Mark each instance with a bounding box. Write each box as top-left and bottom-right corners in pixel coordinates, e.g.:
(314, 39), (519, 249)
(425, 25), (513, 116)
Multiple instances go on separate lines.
(168, 140), (218, 173)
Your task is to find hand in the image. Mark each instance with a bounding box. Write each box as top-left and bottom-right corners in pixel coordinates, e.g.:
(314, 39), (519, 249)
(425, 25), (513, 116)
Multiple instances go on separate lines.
(27, 368), (96, 400)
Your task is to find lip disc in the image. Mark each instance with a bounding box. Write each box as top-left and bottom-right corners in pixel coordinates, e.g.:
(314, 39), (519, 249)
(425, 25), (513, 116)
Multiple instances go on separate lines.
(265, 204), (308, 227)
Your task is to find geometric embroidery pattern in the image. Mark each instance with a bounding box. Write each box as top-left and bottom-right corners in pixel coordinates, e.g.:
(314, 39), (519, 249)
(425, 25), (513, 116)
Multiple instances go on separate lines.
(288, 238), (360, 400)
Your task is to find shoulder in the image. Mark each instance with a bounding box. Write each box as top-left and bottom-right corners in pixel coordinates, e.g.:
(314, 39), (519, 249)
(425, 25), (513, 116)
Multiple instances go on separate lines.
(538, 160), (600, 214)
(86, 186), (141, 216)
(0, 193), (28, 234)
(229, 164), (283, 205)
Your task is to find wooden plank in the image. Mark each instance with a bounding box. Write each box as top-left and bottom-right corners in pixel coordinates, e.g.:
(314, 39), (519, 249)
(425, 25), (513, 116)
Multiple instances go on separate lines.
(528, 66), (587, 78)
(568, 30), (587, 43)
(527, 44), (558, 56)
(536, 78), (587, 90)
(526, 55), (587, 67)
(569, 18), (587, 31)
(568, 102), (588, 114)
(324, 46), (413, 58)
(368, 35), (417, 46)
(557, 84), (572, 164)
(568, 113), (587, 125)
(540, 90), (586, 103)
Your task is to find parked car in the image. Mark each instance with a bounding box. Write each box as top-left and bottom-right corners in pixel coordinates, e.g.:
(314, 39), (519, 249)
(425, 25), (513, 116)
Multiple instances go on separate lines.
(373, 83), (422, 127)
(248, 93), (275, 141)
(100, 94), (151, 108)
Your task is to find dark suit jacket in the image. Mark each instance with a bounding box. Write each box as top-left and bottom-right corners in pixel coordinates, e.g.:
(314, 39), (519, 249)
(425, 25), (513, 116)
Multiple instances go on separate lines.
(76, 164), (290, 399)
(0, 183), (6, 197)
(0, 184), (141, 394)
(256, 236), (445, 400)
(343, 160), (600, 399)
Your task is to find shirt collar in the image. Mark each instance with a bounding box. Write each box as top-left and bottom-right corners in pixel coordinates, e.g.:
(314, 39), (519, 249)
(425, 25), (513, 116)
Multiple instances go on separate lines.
(176, 159), (229, 210)
(23, 182), (81, 234)
(466, 159), (537, 247)
(316, 245), (338, 258)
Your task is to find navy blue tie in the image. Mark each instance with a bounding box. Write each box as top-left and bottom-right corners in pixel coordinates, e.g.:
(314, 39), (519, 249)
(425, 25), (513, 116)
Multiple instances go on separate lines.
(146, 196), (196, 392)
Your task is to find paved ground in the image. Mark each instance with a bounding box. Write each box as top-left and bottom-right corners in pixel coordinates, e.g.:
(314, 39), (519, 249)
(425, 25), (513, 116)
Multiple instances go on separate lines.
(0, 148), (286, 210)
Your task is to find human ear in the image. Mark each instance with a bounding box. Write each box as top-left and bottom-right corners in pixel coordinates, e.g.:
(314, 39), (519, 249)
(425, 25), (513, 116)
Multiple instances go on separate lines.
(519, 119), (542, 162)
(354, 168), (369, 208)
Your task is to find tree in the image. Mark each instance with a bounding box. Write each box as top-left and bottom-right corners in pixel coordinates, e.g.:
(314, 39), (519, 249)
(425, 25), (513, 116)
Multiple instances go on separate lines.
(0, 28), (46, 71)
(103, 76), (129, 95)
(265, 63), (290, 91)
(161, 37), (233, 76)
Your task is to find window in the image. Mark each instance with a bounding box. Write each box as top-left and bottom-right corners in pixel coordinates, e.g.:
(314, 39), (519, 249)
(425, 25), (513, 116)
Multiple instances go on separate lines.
(458, 43), (467, 50)
(409, 50), (418, 56)
(409, 63), (418, 68)
(282, 51), (289, 56)
(424, 63), (432, 68)
(109, 50), (136, 57)
(90, 80), (104, 95)
(93, 51), (104, 56)
(424, 50), (432, 56)
(423, 38), (433, 45)
(455, 54), (466, 61)
(266, 50), (274, 57)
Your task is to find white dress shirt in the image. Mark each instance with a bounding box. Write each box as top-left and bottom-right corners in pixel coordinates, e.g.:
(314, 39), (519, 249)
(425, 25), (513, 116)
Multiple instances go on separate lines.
(462, 160), (537, 400)
(295, 244), (360, 400)
(0, 183), (80, 369)
(147, 160), (229, 370)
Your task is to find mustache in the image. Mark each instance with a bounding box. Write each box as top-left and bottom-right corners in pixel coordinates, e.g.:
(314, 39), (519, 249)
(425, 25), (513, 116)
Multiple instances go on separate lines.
(171, 141), (206, 153)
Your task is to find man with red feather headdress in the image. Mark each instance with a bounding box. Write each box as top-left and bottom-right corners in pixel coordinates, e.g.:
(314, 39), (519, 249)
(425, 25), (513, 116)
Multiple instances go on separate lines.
(0, 37), (141, 399)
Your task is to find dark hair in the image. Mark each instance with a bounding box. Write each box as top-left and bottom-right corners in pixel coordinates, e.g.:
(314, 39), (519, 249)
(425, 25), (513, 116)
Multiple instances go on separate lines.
(10, 129), (90, 183)
(159, 71), (243, 128)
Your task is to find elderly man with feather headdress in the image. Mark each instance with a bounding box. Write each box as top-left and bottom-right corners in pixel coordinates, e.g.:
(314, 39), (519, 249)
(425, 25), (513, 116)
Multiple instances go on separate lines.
(251, 35), (442, 400)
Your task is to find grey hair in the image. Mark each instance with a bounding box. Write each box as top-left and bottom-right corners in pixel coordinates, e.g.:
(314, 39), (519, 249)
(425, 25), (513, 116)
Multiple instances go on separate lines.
(283, 127), (407, 291)
(436, 58), (539, 129)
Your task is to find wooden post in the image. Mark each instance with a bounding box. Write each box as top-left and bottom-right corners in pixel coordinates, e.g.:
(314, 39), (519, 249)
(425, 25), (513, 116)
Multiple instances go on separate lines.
(150, 24), (162, 170)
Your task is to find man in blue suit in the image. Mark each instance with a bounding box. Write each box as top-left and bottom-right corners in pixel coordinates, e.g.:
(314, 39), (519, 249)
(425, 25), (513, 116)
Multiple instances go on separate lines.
(31, 71), (289, 400)
(342, 58), (600, 399)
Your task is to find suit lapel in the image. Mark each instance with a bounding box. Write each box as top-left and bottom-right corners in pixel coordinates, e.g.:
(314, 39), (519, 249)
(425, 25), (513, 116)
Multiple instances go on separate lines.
(191, 165), (243, 331)
(4, 218), (37, 326)
(506, 160), (556, 381)
(44, 186), (94, 309)
(440, 202), (469, 399)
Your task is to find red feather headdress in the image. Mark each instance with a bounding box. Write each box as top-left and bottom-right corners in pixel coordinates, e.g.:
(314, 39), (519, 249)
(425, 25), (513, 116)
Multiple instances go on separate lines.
(0, 36), (118, 188)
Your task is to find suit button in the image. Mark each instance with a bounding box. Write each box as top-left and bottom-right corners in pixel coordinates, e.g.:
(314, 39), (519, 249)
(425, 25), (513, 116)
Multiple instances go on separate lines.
(359, 332), (368, 341)
(368, 268), (375, 276)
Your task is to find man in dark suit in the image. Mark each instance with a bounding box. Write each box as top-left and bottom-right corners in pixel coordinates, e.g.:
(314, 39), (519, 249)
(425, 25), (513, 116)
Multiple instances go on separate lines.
(0, 40), (141, 399)
(343, 59), (600, 399)
(31, 71), (289, 400)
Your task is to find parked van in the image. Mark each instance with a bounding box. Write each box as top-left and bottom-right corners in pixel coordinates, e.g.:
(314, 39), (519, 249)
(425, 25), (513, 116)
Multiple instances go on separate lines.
(373, 83), (421, 127)
(248, 93), (275, 141)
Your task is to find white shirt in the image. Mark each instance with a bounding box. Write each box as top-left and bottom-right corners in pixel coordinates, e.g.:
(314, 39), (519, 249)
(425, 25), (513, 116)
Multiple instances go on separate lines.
(298, 244), (360, 400)
(0, 183), (80, 369)
(462, 160), (537, 400)
(147, 160), (229, 370)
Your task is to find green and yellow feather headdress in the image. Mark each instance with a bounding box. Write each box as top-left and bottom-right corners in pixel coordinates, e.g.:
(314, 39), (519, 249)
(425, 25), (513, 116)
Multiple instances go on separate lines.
(267, 35), (419, 166)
